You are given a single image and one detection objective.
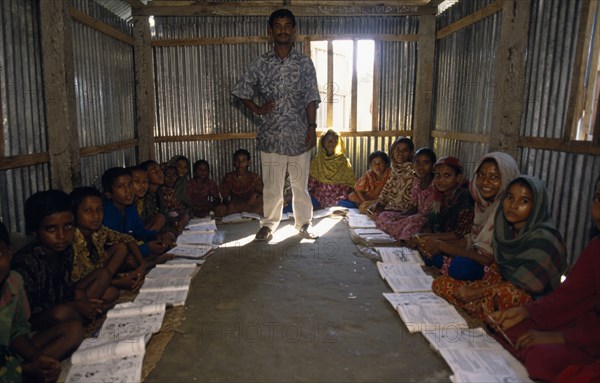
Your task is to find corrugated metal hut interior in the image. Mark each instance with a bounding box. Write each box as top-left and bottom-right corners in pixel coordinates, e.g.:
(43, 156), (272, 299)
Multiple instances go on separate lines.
(1, 0), (599, 380)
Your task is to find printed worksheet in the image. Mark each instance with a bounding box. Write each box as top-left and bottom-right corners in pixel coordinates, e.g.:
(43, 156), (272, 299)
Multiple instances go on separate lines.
(377, 247), (424, 266)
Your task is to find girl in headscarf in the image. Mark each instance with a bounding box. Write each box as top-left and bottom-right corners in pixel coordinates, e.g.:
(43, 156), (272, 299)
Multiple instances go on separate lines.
(308, 129), (355, 209)
(430, 152), (520, 316)
(438, 175), (566, 321)
(490, 176), (600, 383)
(376, 147), (438, 241)
(409, 157), (474, 266)
(367, 137), (416, 217)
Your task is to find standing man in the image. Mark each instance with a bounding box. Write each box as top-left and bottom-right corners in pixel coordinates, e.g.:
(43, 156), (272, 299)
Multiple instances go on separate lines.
(232, 8), (320, 241)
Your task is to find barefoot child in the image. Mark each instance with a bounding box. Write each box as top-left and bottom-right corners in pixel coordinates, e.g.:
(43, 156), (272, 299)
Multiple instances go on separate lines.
(0, 222), (82, 382)
(70, 187), (146, 292)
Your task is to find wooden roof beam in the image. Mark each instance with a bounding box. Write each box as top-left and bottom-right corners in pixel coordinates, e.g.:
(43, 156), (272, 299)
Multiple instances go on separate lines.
(132, 2), (436, 17)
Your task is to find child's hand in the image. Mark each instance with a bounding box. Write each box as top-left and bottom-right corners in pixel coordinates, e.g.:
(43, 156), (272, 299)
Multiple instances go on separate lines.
(74, 298), (103, 319)
(490, 306), (529, 330)
(23, 355), (61, 383)
(516, 330), (565, 350)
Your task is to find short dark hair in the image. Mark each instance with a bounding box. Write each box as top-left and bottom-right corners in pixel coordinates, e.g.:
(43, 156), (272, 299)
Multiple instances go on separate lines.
(24, 190), (71, 235)
(368, 151), (390, 167)
(70, 187), (103, 219)
(234, 149), (251, 162)
(0, 222), (10, 247)
(414, 148), (437, 164)
(268, 9), (296, 28)
(193, 159), (209, 172)
(102, 167), (131, 193)
(139, 160), (159, 172)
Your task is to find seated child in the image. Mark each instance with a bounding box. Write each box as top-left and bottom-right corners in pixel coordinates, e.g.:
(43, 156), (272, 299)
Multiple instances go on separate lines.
(186, 159), (221, 218)
(367, 137), (415, 217)
(348, 151), (391, 214)
(214, 149), (264, 217)
(0, 222), (82, 382)
(169, 155), (191, 202)
(408, 156), (474, 268)
(376, 147), (438, 241)
(70, 187), (146, 292)
(11, 190), (117, 331)
(139, 160), (170, 232)
(308, 129), (356, 209)
(445, 175), (565, 320)
(129, 165), (165, 232)
(430, 152), (520, 318)
(162, 164), (191, 232)
(101, 167), (175, 265)
(489, 176), (594, 383)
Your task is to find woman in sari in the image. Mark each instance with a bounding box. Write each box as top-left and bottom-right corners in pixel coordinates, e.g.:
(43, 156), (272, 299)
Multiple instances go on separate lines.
(308, 129), (355, 209)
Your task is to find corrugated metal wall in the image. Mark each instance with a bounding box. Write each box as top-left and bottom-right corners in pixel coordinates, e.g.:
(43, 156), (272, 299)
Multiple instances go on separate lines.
(434, 0), (500, 166)
(153, 15), (417, 184)
(0, 0), (49, 232)
(71, 0), (136, 189)
(518, 0), (595, 263)
(435, 0), (592, 263)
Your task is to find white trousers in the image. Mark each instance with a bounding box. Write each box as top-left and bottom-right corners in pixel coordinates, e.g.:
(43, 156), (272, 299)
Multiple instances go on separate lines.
(260, 150), (313, 232)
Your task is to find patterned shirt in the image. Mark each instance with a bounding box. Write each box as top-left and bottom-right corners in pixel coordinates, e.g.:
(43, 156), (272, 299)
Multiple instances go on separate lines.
(0, 271), (31, 346)
(72, 226), (136, 282)
(11, 243), (74, 315)
(232, 48), (321, 156)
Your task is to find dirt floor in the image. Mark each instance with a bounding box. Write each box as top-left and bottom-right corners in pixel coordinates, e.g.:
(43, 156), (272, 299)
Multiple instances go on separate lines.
(145, 216), (454, 382)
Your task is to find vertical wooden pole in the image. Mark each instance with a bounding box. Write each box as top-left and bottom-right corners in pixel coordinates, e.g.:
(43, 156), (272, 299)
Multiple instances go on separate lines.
(133, 15), (156, 162)
(489, 0), (531, 157)
(414, 13), (435, 149)
(40, 0), (80, 191)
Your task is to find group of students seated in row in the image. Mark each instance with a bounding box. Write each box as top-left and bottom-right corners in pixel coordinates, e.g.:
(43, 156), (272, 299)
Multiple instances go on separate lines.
(310, 131), (598, 382)
(0, 131), (598, 381)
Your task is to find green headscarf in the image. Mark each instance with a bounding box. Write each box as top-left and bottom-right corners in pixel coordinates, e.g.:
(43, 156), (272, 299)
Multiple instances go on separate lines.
(493, 175), (567, 297)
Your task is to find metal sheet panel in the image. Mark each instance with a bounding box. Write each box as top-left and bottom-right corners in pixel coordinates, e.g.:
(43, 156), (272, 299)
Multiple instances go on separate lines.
(522, 0), (581, 138)
(434, 12), (501, 134)
(0, 0), (48, 232)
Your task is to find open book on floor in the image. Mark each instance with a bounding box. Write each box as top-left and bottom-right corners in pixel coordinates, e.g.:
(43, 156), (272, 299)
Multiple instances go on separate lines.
(347, 214), (377, 228)
(221, 211), (262, 223)
(377, 262), (433, 292)
(167, 244), (216, 259)
(95, 302), (166, 342)
(376, 246), (425, 266)
(383, 292), (468, 333)
(66, 334), (146, 383)
(443, 347), (532, 383)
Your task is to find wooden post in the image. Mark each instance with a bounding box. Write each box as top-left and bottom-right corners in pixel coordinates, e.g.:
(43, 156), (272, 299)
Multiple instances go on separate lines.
(489, 0), (531, 157)
(413, 13), (435, 149)
(39, 0), (80, 191)
(133, 15), (156, 162)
